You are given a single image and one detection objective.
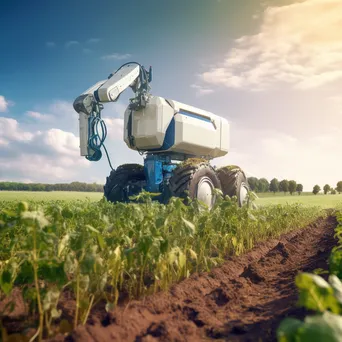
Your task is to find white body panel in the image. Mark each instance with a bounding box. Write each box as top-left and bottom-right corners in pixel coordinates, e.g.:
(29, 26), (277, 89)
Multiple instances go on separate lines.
(123, 96), (229, 158)
(124, 96), (174, 149)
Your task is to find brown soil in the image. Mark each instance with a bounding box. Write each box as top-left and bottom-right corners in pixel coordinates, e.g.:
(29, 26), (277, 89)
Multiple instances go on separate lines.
(1, 216), (337, 341)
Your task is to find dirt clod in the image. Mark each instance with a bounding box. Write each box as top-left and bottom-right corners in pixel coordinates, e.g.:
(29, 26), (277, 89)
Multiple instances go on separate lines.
(240, 264), (266, 283)
(207, 288), (229, 306)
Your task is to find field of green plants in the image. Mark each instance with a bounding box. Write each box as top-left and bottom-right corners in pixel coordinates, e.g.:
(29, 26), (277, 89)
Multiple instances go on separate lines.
(0, 191), (102, 202)
(277, 211), (342, 341)
(2, 191), (342, 209)
(257, 193), (342, 208)
(0, 192), (326, 341)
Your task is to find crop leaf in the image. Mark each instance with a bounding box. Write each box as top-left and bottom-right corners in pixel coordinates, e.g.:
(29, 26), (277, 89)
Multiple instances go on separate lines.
(15, 261), (34, 285)
(0, 270), (13, 295)
(329, 249), (342, 279)
(329, 275), (342, 307)
(277, 317), (304, 342)
(298, 311), (342, 342)
(38, 260), (67, 287)
(295, 273), (340, 314)
(181, 218), (196, 235)
(61, 208), (73, 219)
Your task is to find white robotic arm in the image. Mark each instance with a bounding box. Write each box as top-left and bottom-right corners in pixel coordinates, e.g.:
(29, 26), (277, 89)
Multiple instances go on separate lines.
(73, 62), (152, 158)
(94, 63), (140, 102)
(74, 62), (151, 110)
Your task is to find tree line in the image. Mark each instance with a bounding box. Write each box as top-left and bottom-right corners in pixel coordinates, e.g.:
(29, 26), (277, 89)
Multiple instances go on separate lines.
(0, 182), (103, 192)
(248, 178), (342, 195)
(248, 177), (304, 195)
(1, 179), (342, 195)
(312, 181), (342, 195)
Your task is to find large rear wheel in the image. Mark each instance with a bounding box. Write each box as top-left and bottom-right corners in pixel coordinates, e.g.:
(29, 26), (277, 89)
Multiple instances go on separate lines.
(104, 164), (146, 203)
(216, 165), (249, 207)
(168, 159), (221, 209)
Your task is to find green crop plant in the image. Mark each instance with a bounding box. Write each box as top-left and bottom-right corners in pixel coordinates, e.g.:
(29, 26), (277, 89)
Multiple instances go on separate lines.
(0, 193), (324, 340)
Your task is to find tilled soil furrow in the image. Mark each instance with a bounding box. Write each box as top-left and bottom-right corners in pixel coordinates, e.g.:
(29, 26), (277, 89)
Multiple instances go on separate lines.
(51, 216), (337, 342)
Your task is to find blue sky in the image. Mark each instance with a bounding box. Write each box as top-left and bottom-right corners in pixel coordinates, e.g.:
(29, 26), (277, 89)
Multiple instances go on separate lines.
(1, 0), (342, 191)
(0, 0), (259, 106)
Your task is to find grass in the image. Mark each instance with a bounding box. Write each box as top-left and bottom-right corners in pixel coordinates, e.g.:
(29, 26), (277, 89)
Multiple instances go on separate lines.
(256, 191), (314, 198)
(256, 192), (342, 208)
(1, 191), (342, 209)
(0, 191), (103, 202)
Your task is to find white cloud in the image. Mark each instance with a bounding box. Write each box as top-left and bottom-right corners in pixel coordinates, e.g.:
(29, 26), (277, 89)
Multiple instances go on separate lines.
(0, 96), (13, 112)
(46, 41), (55, 48)
(24, 99), (127, 138)
(191, 84), (214, 97)
(0, 137), (8, 146)
(200, 0), (342, 91)
(0, 117), (90, 182)
(0, 97), (132, 183)
(24, 100), (79, 133)
(83, 48), (92, 54)
(0, 119), (132, 182)
(101, 53), (132, 60)
(26, 111), (54, 122)
(0, 154), (88, 181)
(105, 118), (124, 140)
(65, 40), (79, 48)
(48, 100), (76, 116)
(41, 128), (83, 157)
(0, 117), (33, 143)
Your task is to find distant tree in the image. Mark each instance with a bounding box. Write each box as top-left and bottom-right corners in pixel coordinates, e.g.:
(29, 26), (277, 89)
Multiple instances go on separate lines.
(296, 184), (303, 195)
(331, 189), (337, 195)
(336, 181), (342, 194)
(313, 185), (321, 195)
(288, 180), (297, 195)
(279, 179), (289, 194)
(0, 181), (104, 192)
(269, 178), (279, 194)
(248, 177), (259, 192)
(323, 184), (331, 195)
(257, 178), (270, 193)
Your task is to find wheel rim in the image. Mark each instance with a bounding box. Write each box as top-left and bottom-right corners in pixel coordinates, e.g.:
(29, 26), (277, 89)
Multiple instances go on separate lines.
(239, 182), (249, 206)
(196, 177), (215, 209)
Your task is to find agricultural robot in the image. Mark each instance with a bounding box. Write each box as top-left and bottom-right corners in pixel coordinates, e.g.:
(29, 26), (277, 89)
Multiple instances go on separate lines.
(73, 62), (249, 208)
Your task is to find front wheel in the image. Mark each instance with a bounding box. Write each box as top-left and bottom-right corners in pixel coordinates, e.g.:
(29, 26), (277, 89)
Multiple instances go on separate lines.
(104, 164), (146, 203)
(216, 165), (249, 207)
(168, 160), (222, 209)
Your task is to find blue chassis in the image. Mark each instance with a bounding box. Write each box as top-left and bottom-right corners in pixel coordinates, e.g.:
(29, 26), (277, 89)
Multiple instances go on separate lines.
(143, 154), (178, 193)
(140, 109), (213, 194)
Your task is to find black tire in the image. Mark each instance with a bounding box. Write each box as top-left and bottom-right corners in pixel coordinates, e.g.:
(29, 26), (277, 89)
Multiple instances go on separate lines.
(104, 164), (146, 203)
(216, 165), (249, 207)
(168, 159), (221, 208)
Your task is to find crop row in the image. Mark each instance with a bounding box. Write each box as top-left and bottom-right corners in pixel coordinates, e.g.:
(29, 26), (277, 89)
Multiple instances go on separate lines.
(277, 210), (342, 342)
(0, 193), (324, 341)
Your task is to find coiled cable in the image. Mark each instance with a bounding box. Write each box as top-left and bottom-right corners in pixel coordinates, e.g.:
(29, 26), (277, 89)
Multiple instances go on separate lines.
(86, 115), (114, 170)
